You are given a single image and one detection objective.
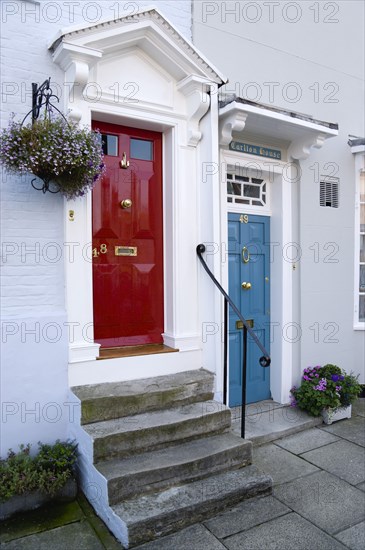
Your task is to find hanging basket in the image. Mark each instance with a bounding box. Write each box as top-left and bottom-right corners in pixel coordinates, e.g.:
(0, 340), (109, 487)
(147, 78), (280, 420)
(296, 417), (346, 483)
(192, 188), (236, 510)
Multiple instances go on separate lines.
(0, 116), (105, 199)
(0, 78), (105, 199)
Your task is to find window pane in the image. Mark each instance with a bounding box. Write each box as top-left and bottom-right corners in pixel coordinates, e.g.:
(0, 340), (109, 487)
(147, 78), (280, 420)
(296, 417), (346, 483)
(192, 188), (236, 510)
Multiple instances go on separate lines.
(244, 184), (260, 198)
(101, 134), (118, 156)
(360, 265), (365, 292)
(361, 204), (365, 232)
(360, 173), (365, 202)
(359, 295), (365, 322)
(360, 235), (365, 262)
(130, 139), (153, 160)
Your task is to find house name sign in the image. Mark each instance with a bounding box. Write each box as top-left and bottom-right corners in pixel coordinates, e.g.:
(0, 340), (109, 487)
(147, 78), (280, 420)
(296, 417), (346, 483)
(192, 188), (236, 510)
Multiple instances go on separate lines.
(229, 141), (282, 160)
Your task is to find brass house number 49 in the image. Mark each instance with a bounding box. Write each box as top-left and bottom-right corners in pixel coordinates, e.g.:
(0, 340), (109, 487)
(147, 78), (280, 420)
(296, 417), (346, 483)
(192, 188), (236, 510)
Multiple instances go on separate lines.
(93, 244), (108, 257)
(239, 214), (249, 223)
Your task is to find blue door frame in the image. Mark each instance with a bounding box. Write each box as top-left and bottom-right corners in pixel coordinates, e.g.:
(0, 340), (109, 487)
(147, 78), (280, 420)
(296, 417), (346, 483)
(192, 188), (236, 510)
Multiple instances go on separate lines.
(228, 213), (271, 406)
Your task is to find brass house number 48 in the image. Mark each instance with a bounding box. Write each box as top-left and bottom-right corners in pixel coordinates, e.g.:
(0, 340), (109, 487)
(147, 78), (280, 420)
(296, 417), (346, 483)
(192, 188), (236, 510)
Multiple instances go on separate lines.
(93, 244), (108, 257)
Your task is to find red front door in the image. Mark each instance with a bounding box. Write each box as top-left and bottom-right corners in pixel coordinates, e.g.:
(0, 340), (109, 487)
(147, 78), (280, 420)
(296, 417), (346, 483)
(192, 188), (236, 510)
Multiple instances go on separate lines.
(92, 121), (164, 348)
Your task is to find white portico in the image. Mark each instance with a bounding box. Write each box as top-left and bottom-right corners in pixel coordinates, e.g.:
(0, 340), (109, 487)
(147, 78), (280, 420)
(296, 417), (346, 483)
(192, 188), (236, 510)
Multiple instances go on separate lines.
(49, 7), (226, 386)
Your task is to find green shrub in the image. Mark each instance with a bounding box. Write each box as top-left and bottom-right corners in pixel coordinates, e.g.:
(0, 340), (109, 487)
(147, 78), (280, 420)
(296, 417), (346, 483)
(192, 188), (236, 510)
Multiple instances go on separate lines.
(0, 440), (77, 502)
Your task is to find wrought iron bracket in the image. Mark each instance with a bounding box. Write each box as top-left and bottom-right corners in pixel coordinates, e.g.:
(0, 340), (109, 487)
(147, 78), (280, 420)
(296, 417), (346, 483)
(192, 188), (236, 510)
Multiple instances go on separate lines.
(20, 77), (67, 195)
(21, 77), (66, 127)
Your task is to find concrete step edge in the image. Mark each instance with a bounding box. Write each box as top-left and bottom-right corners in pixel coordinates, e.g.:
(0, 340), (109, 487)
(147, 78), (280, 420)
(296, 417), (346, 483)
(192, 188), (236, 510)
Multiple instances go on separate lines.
(112, 465), (272, 547)
(72, 369), (214, 424)
(91, 403), (232, 462)
(96, 433), (252, 503)
(84, 400), (230, 439)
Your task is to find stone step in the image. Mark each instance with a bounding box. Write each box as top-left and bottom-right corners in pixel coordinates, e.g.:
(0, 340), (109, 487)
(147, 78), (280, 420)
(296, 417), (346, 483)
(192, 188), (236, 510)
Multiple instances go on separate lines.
(112, 465), (272, 547)
(84, 400), (231, 462)
(72, 368), (214, 424)
(97, 432), (252, 504)
(231, 403), (324, 446)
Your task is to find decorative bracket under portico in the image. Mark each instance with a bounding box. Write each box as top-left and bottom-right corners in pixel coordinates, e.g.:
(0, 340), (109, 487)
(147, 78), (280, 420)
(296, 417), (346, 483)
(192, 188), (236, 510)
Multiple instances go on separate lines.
(52, 42), (102, 122)
(219, 109), (248, 146)
(177, 76), (213, 147)
(288, 132), (327, 161)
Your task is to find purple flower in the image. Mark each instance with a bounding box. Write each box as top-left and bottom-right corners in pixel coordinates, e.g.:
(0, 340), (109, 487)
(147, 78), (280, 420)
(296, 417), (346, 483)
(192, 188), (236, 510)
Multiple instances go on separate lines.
(314, 378), (327, 391)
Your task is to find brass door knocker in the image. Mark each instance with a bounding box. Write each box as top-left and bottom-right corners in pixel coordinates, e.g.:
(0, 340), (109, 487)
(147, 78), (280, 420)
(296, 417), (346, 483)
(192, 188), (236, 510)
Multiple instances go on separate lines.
(120, 152), (129, 169)
(242, 246), (250, 263)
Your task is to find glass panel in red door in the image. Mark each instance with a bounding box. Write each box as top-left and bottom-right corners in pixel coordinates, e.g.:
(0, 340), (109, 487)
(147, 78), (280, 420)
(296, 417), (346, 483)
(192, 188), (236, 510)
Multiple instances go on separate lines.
(92, 121), (163, 347)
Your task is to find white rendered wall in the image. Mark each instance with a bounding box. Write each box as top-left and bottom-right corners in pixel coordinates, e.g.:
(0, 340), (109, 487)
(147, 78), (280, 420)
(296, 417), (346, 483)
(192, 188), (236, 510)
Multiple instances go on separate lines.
(0, 1), (193, 457)
(193, 0), (365, 388)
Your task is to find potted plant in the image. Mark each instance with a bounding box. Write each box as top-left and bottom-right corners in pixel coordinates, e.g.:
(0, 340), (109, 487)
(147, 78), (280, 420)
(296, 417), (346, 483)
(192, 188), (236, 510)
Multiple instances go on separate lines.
(0, 115), (105, 199)
(290, 364), (361, 424)
(0, 440), (78, 519)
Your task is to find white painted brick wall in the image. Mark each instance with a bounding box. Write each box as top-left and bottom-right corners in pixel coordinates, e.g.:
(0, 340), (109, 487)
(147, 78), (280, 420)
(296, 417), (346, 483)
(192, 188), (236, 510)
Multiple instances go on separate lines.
(0, 0), (192, 316)
(0, 1), (192, 455)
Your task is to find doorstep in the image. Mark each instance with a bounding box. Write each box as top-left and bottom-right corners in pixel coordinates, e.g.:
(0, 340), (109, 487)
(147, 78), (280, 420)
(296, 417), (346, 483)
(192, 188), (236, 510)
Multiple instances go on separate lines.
(97, 344), (178, 360)
(231, 400), (323, 446)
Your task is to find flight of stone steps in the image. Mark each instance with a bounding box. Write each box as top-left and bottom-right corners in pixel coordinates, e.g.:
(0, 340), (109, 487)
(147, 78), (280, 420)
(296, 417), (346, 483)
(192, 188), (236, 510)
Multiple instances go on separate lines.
(72, 368), (272, 548)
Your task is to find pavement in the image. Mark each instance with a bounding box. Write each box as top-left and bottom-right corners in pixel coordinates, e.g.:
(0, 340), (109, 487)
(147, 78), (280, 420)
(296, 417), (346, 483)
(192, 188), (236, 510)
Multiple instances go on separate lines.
(1, 399), (364, 550)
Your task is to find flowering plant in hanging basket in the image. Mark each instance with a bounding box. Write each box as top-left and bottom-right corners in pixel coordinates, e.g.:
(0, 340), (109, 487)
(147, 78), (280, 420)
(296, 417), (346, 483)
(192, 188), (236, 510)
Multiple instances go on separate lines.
(290, 364), (361, 418)
(0, 116), (105, 199)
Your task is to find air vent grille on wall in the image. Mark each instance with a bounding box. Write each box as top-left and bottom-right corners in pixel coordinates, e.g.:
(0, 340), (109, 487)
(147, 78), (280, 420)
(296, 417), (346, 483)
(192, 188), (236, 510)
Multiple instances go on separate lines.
(320, 177), (339, 208)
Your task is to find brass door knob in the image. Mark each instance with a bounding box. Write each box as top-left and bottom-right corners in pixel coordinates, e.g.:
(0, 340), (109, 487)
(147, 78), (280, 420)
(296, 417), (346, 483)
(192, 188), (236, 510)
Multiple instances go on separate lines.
(242, 282), (252, 290)
(120, 199), (132, 209)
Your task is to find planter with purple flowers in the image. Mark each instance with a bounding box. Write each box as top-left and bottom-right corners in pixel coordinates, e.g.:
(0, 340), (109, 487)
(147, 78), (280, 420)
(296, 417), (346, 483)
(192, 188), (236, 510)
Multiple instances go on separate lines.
(290, 364), (361, 420)
(0, 116), (105, 199)
(321, 404), (352, 425)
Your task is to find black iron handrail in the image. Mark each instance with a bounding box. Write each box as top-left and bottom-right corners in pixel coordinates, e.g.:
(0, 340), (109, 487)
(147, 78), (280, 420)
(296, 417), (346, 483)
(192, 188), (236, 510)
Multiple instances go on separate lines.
(197, 243), (271, 438)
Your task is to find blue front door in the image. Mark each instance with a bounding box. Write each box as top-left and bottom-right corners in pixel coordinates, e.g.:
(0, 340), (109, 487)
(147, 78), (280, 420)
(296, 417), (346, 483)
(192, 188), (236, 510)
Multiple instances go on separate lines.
(228, 213), (270, 406)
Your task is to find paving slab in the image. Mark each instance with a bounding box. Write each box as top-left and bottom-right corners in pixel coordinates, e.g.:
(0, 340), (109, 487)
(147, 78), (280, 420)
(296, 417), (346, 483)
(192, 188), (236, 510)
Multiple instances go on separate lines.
(0, 521), (105, 550)
(77, 493), (122, 550)
(133, 523), (226, 550)
(275, 427), (339, 455)
(232, 405), (322, 445)
(335, 520), (365, 550)
(352, 398), (365, 418)
(253, 443), (319, 485)
(319, 416), (365, 447)
(274, 471), (365, 534)
(0, 501), (83, 543)
(231, 401), (283, 422)
(203, 494), (290, 538)
(223, 512), (347, 550)
(300, 440), (365, 485)
(357, 481), (365, 492)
